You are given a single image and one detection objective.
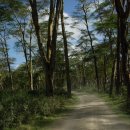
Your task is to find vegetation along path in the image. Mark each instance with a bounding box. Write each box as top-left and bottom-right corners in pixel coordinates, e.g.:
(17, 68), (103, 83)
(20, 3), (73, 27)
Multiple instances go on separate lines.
(47, 92), (130, 130)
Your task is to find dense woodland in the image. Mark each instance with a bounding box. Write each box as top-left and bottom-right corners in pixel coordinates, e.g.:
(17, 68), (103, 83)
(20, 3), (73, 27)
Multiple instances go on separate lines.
(0, 0), (130, 129)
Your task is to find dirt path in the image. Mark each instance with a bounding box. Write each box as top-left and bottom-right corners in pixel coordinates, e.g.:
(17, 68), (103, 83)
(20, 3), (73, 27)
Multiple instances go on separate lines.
(47, 92), (130, 130)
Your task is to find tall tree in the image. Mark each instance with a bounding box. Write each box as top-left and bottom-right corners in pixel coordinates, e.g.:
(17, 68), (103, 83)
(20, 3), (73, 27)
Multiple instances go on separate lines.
(93, 0), (118, 95)
(82, 3), (99, 91)
(0, 25), (13, 90)
(29, 0), (61, 96)
(73, 0), (100, 90)
(114, 0), (130, 105)
(60, 0), (71, 97)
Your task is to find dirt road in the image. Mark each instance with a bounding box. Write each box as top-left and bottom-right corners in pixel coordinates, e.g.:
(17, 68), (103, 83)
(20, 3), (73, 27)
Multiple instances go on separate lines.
(47, 92), (130, 130)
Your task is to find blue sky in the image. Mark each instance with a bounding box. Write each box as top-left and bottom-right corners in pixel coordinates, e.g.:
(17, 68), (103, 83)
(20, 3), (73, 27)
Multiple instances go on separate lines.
(64, 0), (77, 14)
(9, 0), (77, 68)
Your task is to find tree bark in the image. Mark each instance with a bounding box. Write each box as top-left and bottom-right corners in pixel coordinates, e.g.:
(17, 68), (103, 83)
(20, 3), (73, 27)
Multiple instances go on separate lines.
(1, 28), (13, 90)
(114, 0), (130, 105)
(109, 56), (116, 96)
(120, 18), (130, 104)
(115, 16), (121, 95)
(103, 55), (107, 92)
(29, 23), (33, 91)
(61, 0), (71, 97)
(13, 15), (32, 89)
(29, 0), (61, 96)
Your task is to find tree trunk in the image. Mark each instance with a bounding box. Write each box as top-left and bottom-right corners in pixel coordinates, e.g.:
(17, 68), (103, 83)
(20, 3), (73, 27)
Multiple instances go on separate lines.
(115, 16), (121, 95)
(120, 18), (130, 105)
(45, 63), (53, 96)
(82, 5), (99, 91)
(14, 15), (31, 89)
(82, 61), (86, 86)
(29, 0), (61, 96)
(5, 42), (13, 90)
(48, 0), (61, 96)
(2, 30), (13, 90)
(109, 57), (116, 96)
(61, 0), (71, 97)
(103, 55), (107, 92)
(47, 0), (55, 60)
(94, 56), (100, 91)
(29, 24), (33, 91)
(21, 30), (31, 89)
(114, 0), (130, 107)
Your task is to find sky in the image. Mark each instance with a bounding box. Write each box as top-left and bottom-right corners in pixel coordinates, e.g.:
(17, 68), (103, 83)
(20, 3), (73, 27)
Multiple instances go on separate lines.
(8, 0), (78, 68)
(64, 0), (78, 14)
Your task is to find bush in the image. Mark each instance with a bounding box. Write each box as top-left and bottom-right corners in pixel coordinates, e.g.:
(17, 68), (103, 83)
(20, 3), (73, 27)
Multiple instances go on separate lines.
(0, 90), (67, 129)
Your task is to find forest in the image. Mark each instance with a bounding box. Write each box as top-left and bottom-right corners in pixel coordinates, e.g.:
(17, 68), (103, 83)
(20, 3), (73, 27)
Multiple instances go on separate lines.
(0, 0), (130, 130)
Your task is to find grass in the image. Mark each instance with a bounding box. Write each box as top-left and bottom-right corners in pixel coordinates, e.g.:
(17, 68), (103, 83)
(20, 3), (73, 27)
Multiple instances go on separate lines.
(97, 92), (130, 122)
(3, 91), (78, 130)
(5, 116), (57, 130)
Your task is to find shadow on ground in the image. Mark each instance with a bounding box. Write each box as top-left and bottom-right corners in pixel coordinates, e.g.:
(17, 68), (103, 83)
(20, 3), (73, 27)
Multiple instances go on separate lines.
(48, 93), (130, 130)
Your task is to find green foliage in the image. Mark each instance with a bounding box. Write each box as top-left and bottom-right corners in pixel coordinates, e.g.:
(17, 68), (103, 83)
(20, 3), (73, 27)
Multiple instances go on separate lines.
(0, 90), (68, 130)
(98, 91), (130, 116)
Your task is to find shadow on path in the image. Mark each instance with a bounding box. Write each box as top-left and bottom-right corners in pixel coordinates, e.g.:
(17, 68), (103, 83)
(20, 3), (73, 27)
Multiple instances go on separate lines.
(47, 92), (130, 130)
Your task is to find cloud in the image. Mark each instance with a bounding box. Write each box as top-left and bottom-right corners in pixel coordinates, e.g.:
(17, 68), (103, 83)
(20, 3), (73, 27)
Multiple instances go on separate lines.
(63, 13), (85, 42)
(58, 12), (87, 46)
(39, 11), (85, 44)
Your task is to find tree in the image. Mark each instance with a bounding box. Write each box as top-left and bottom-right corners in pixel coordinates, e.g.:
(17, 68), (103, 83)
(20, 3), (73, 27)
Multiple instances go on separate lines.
(74, 0), (100, 91)
(0, 23), (14, 90)
(29, 0), (61, 96)
(114, 0), (130, 105)
(93, 0), (118, 95)
(60, 0), (72, 97)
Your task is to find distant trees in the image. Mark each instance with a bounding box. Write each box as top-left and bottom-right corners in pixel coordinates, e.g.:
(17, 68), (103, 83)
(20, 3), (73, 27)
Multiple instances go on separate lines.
(11, 6), (34, 90)
(0, 0), (16, 90)
(72, 0), (130, 107)
(73, 0), (100, 90)
(93, 0), (116, 95)
(0, 25), (14, 90)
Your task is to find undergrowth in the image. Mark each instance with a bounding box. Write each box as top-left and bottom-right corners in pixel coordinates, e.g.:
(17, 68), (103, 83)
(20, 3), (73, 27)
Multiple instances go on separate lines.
(0, 89), (76, 130)
(98, 92), (130, 116)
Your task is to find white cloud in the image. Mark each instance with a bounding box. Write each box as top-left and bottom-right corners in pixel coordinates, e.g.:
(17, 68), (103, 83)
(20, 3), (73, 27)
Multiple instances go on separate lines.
(39, 12), (85, 44)
(63, 13), (85, 42)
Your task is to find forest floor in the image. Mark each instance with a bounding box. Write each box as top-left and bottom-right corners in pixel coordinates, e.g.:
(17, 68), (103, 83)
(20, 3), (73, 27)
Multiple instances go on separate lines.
(45, 92), (130, 130)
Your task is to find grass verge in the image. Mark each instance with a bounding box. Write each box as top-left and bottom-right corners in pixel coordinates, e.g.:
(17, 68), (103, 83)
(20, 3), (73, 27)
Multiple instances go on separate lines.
(97, 92), (130, 121)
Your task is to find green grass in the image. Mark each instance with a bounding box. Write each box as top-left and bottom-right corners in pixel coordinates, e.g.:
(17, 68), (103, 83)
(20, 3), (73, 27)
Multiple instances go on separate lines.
(7, 116), (58, 130)
(3, 91), (78, 130)
(98, 92), (130, 121)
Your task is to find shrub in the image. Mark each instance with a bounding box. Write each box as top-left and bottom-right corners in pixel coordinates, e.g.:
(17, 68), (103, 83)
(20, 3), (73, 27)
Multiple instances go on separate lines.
(0, 90), (67, 129)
